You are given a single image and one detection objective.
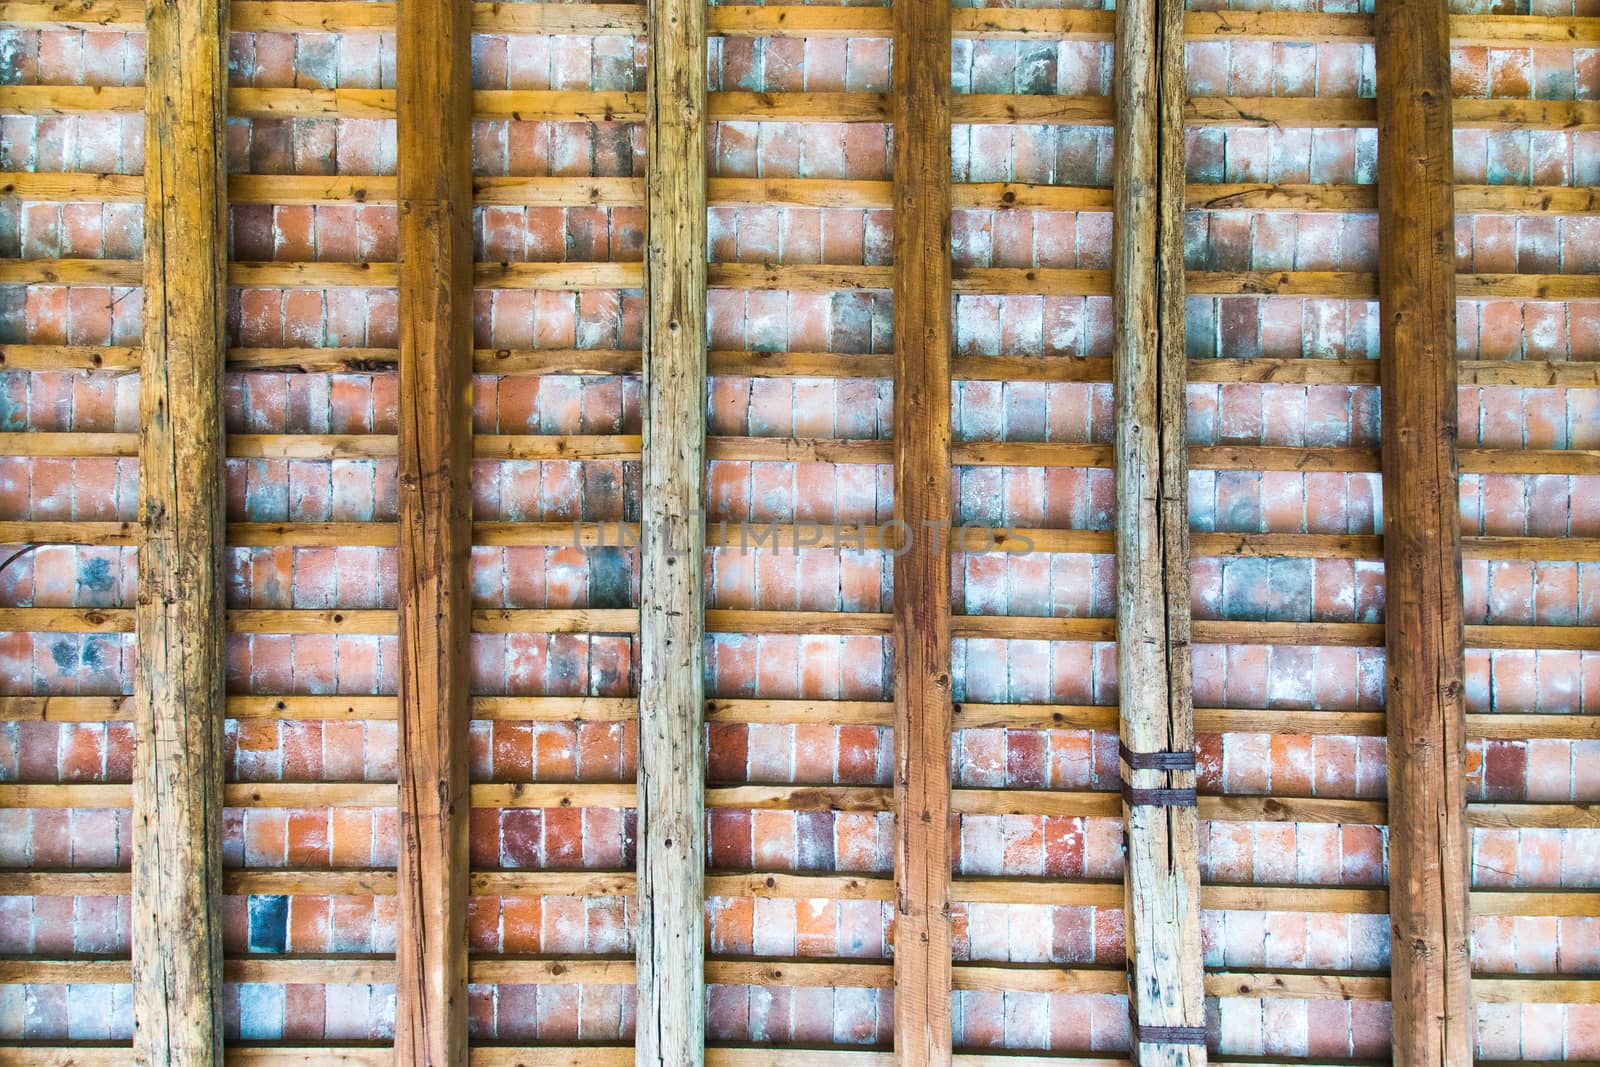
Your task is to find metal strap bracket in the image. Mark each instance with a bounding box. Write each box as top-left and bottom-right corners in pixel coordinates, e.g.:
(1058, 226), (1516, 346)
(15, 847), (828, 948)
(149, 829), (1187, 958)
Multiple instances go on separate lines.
(1118, 740), (1197, 772)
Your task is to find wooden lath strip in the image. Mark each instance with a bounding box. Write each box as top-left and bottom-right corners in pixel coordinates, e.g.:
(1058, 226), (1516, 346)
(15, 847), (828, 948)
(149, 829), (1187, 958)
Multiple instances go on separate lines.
(0, 606), (1591, 654)
(1113, 0), (1208, 1058)
(635, 0), (708, 1056)
(4, 430), (1600, 478)
(1, 1041), (1597, 1067)
(1376, 0), (1474, 1063)
(12, 170), (1600, 219)
(0, 955), (1593, 1008)
(7, 84), (1600, 132)
(4, 339), (1599, 392)
(2, 780), (1592, 831)
(14, 251), (1600, 308)
(391, 0), (473, 1056)
(1, 694), (1593, 743)
(132, 0), (228, 1058)
(3, 867), (1595, 922)
(15, 256), (1600, 304)
(4, 0), (1598, 49)
(891, 0), (955, 1059)
(2, 778), (1592, 829)
(4, 521), (1600, 567)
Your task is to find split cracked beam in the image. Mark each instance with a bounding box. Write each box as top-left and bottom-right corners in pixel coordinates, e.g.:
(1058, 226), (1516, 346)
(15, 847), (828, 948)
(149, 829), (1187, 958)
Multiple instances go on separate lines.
(1112, 0), (1209, 1061)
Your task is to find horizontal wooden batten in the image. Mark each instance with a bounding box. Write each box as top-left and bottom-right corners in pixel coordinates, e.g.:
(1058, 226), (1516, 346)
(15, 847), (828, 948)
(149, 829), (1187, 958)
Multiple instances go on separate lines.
(1194, 182), (1600, 216)
(1186, 96), (1600, 131)
(0, 85), (623, 121)
(6, 84), (1600, 133)
(4, 866), (1596, 924)
(0, 693), (1591, 743)
(0, 1048), (1585, 1067)
(0, 954), (1593, 1006)
(0, 1049), (1596, 1067)
(0, 782), (638, 810)
(4, 339), (1598, 396)
(229, 174), (395, 205)
(226, 260), (399, 288)
(0, 171), (145, 202)
(0, 955), (637, 987)
(3, 0), (1597, 51)
(2, 780), (1591, 831)
(12, 171), (1600, 222)
(0, 694), (640, 723)
(708, 263), (891, 291)
(0, 601), (1592, 654)
(1189, 271), (1600, 300)
(24, 434), (1600, 480)
(0, 86), (896, 124)
(17, 257), (1600, 309)
(6, 172), (888, 210)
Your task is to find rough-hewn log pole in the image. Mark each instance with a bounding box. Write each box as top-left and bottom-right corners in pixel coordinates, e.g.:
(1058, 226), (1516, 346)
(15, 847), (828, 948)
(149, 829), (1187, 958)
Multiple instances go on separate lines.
(891, 0), (953, 1061)
(1375, 0), (1472, 1061)
(635, 0), (707, 1057)
(394, 0), (474, 1055)
(134, 0), (227, 1059)
(1112, 0), (1207, 1061)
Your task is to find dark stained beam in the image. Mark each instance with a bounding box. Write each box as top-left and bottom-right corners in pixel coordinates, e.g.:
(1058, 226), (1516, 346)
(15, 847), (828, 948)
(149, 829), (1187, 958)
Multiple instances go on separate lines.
(393, 0), (474, 1056)
(1375, 0), (1473, 1060)
(891, 0), (954, 1061)
(635, 0), (708, 1058)
(1112, 0), (1208, 1061)
(133, 0), (228, 1058)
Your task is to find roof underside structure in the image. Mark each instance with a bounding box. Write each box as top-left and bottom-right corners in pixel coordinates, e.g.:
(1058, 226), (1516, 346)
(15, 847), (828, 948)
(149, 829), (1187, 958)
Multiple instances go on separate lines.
(0, 0), (1595, 1063)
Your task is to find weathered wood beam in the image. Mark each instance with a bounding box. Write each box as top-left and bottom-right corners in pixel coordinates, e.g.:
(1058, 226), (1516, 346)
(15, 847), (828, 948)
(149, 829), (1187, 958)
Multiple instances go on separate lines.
(1376, 0), (1473, 1062)
(393, 0), (474, 1055)
(891, 0), (954, 1061)
(635, 0), (708, 1058)
(133, 0), (228, 1058)
(1113, 0), (1207, 1061)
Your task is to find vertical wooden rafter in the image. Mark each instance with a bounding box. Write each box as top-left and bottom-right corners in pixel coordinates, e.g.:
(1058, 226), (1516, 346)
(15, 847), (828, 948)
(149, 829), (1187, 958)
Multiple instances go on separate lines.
(394, 0), (474, 1054)
(635, 0), (707, 1057)
(891, 0), (953, 1061)
(1376, 0), (1472, 1061)
(1112, 0), (1207, 1060)
(134, 0), (227, 1059)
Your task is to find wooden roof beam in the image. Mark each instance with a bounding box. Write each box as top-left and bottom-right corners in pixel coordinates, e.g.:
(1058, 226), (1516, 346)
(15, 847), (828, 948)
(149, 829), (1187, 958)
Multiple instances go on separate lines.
(892, 0), (955, 1060)
(393, 0), (474, 1056)
(635, 0), (709, 1059)
(1113, 0), (1209, 1061)
(133, 0), (229, 1058)
(1376, 0), (1474, 1063)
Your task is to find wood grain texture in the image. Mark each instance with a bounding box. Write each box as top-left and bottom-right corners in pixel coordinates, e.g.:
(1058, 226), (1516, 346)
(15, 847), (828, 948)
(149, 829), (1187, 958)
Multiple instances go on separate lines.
(1113, 0), (1207, 1061)
(636, 0), (708, 1059)
(394, 0), (474, 1056)
(1376, 0), (1473, 1062)
(134, 0), (228, 1058)
(892, 0), (954, 1061)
